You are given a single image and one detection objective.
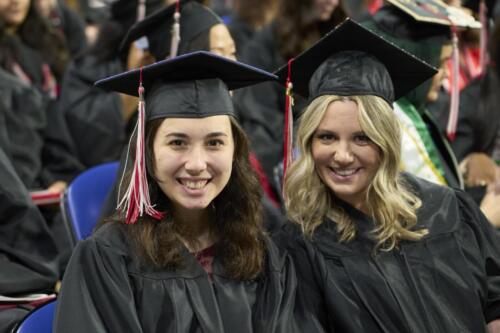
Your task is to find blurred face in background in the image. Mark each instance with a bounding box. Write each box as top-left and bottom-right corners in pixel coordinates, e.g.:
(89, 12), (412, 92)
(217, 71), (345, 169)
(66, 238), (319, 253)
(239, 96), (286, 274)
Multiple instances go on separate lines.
(427, 44), (452, 102)
(0, 0), (31, 32)
(209, 24), (237, 61)
(314, 0), (340, 21)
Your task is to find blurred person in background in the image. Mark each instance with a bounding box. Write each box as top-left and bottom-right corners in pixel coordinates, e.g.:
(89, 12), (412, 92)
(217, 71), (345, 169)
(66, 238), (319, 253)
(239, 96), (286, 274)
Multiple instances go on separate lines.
(57, 0), (166, 169)
(0, 141), (59, 333)
(34, 0), (87, 57)
(0, 2), (84, 274)
(0, 0), (70, 96)
(0, 4), (83, 194)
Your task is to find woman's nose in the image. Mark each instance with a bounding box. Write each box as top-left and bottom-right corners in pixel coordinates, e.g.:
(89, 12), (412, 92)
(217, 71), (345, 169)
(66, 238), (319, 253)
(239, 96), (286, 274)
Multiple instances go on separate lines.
(184, 147), (207, 174)
(333, 142), (354, 164)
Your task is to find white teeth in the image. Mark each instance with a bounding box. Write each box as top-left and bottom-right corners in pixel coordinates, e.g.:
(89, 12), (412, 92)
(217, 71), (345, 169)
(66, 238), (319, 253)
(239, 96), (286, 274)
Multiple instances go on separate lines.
(182, 180), (208, 189)
(332, 168), (357, 176)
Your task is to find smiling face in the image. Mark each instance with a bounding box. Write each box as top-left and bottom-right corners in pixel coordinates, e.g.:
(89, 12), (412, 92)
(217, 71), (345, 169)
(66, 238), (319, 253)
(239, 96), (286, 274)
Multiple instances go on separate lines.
(152, 115), (235, 215)
(311, 99), (381, 210)
(0, 0), (31, 32)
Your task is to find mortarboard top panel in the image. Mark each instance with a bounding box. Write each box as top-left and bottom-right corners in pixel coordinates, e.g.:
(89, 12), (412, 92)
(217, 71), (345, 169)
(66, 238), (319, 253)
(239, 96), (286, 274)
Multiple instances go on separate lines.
(95, 51), (277, 96)
(387, 0), (481, 28)
(95, 51), (277, 120)
(274, 19), (437, 101)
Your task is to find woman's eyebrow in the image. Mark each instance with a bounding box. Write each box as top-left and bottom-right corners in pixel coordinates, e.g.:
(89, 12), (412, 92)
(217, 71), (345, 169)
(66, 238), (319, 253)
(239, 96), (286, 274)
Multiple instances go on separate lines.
(164, 132), (229, 138)
(315, 129), (335, 134)
(206, 132), (229, 138)
(165, 132), (189, 138)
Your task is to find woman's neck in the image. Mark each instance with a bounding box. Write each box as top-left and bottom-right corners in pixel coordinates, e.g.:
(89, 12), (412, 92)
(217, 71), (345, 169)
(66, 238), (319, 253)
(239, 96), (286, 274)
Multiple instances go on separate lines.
(173, 207), (217, 253)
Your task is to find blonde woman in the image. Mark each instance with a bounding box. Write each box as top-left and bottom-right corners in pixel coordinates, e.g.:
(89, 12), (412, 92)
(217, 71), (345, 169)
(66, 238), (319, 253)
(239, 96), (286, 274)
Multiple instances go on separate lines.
(275, 20), (500, 333)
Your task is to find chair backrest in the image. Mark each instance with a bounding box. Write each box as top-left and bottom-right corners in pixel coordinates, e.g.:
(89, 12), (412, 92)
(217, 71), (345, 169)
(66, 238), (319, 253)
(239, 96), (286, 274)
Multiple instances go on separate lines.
(15, 300), (57, 333)
(62, 161), (119, 243)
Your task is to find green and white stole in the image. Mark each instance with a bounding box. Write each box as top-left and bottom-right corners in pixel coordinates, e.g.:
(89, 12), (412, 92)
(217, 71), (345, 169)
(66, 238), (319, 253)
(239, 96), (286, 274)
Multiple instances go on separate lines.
(394, 98), (448, 186)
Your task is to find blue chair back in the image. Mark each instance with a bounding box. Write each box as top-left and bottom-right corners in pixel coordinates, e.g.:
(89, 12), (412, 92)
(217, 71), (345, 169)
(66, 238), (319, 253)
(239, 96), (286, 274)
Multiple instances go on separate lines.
(15, 300), (56, 333)
(62, 161), (119, 242)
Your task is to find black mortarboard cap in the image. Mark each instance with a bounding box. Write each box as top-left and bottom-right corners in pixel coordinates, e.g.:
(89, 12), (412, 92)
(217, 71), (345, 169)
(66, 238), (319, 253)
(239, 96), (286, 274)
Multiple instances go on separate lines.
(274, 19), (438, 105)
(120, 1), (221, 60)
(95, 51), (277, 120)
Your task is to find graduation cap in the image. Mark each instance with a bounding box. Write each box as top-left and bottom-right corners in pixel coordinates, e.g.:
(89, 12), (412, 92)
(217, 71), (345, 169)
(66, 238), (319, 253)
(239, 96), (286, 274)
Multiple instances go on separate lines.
(387, 0), (481, 29)
(275, 19), (437, 103)
(274, 19), (437, 189)
(96, 50), (275, 118)
(95, 51), (277, 224)
(120, 0), (222, 60)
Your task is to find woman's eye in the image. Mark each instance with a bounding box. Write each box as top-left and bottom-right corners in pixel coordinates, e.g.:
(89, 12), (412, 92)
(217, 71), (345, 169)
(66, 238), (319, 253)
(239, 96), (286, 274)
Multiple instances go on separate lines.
(354, 135), (371, 145)
(168, 139), (186, 147)
(207, 139), (224, 147)
(316, 133), (335, 141)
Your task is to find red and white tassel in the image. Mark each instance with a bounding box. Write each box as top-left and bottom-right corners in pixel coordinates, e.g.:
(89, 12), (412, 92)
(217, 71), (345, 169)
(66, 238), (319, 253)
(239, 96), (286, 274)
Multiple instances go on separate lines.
(282, 58), (294, 196)
(446, 29), (460, 141)
(170, 0), (181, 58)
(117, 68), (164, 224)
(479, 0), (488, 73)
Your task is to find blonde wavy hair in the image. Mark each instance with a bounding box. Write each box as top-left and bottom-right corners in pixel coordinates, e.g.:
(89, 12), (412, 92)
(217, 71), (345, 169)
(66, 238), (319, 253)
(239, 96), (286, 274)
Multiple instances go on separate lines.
(285, 95), (428, 250)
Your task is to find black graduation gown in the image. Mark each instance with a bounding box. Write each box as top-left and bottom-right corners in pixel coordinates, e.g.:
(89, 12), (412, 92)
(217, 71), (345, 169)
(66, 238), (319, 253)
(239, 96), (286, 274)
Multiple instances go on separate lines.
(276, 174), (500, 333)
(233, 23), (307, 185)
(0, 147), (59, 333)
(55, 222), (298, 332)
(0, 147), (59, 294)
(0, 68), (83, 189)
(58, 55), (126, 168)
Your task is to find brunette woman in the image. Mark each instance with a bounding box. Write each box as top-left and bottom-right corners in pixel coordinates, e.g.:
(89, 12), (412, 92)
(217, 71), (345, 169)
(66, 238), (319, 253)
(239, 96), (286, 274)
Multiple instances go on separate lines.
(54, 52), (297, 332)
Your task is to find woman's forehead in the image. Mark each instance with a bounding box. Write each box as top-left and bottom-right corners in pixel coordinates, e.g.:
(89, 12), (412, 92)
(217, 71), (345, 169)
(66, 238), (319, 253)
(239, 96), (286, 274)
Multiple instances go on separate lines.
(159, 115), (233, 134)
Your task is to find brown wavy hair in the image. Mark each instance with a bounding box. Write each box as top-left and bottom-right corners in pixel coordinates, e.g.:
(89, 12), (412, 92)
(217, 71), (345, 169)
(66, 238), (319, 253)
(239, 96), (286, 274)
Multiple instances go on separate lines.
(108, 116), (265, 280)
(274, 0), (347, 60)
